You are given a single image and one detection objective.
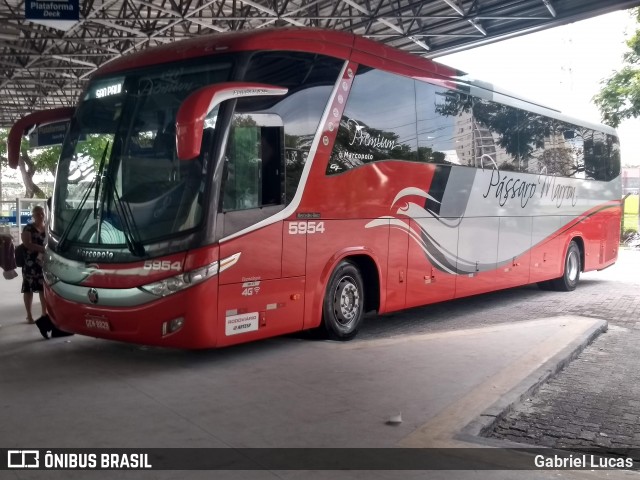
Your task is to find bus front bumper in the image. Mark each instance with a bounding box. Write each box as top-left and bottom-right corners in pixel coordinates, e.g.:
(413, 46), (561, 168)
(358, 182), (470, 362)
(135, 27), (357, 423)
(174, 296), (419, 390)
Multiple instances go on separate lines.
(45, 278), (220, 349)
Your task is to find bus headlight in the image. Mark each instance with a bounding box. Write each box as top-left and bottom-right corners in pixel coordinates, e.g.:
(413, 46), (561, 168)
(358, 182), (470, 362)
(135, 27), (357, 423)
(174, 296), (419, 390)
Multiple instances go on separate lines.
(140, 260), (219, 297)
(184, 262), (219, 283)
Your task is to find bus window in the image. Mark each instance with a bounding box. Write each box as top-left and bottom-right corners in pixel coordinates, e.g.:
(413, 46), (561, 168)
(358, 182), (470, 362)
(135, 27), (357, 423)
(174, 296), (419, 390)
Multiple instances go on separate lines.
(519, 112), (549, 174)
(416, 83), (472, 165)
(606, 135), (621, 181)
(243, 51), (343, 201)
(566, 126), (585, 179)
(471, 98), (521, 171)
(543, 120), (585, 178)
(222, 113), (284, 212)
(285, 148), (307, 204)
(328, 67), (418, 175)
(584, 130), (612, 181)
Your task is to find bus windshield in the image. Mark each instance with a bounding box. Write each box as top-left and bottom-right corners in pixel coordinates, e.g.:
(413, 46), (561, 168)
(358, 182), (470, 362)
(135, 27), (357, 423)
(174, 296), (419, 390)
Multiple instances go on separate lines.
(53, 59), (234, 250)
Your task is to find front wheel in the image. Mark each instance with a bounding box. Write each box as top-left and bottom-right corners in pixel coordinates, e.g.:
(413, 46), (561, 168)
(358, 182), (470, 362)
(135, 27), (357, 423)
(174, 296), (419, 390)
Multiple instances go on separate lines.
(322, 261), (364, 340)
(549, 240), (581, 291)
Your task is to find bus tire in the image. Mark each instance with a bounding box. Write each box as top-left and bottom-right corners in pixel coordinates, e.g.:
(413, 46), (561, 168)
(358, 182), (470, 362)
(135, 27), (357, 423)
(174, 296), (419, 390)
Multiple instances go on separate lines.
(536, 280), (553, 291)
(322, 260), (364, 340)
(549, 241), (581, 292)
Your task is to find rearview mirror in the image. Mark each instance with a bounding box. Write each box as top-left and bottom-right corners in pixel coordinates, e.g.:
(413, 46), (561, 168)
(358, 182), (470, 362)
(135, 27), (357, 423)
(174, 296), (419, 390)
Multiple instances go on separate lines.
(175, 82), (287, 161)
(8, 107), (75, 168)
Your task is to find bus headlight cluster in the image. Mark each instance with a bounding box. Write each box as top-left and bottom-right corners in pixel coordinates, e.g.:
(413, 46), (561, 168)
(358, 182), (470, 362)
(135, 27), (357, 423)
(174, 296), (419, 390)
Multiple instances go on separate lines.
(140, 260), (219, 297)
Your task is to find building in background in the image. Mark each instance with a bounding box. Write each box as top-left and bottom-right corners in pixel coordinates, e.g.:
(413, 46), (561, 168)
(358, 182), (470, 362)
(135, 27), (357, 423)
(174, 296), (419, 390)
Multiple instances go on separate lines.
(622, 167), (640, 195)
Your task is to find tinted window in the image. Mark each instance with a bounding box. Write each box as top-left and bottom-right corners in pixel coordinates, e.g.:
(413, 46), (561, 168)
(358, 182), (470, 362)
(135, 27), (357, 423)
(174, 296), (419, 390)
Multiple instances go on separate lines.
(472, 98), (521, 171)
(514, 114), (616, 181)
(518, 111), (549, 174)
(538, 121), (584, 178)
(54, 60), (233, 244)
(327, 67), (418, 175)
(416, 83), (472, 165)
(244, 52), (343, 202)
(584, 130), (621, 181)
(606, 135), (621, 180)
(222, 113), (284, 211)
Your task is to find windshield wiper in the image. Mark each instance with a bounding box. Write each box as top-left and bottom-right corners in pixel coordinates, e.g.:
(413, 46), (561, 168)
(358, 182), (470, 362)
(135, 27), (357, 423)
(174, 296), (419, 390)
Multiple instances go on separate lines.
(102, 173), (146, 257)
(57, 175), (96, 252)
(57, 142), (145, 258)
(93, 142), (110, 243)
(93, 141), (109, 219)
(58, 142), (111, 252)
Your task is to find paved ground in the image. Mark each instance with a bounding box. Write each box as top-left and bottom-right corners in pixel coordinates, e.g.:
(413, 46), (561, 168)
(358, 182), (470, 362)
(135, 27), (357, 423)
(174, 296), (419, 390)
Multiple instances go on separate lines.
(349, 247), (640, 455)
(0, 307), (618, 478)
(0, 246), (639, 479)
(490, 325), (640, 451)
(487, 248), (640, 453)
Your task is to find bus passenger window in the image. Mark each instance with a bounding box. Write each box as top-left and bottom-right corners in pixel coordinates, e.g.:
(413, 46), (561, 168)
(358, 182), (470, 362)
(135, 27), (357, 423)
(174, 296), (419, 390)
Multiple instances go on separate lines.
(260, 127), (284, 205)
(471, 99), (522, 171)
(222, 113), (284, 211)
(328, 67), (418, 175)
(416, 83), (472, 166)
(544, 121), (585, 178)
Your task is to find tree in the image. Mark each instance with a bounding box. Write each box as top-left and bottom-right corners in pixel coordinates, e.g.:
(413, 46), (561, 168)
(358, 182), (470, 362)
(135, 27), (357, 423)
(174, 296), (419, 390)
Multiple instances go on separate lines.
(593, 8), (640, 127)
(540, 147), (574, 176)
(1, 126), (111, 201)
(0, 128), (60, 199)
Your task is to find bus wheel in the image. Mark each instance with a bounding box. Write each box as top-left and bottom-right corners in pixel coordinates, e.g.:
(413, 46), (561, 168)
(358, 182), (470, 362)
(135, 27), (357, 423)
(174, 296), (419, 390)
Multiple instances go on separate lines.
(550, 241), (581, 292)
(322, 261), (364, 340)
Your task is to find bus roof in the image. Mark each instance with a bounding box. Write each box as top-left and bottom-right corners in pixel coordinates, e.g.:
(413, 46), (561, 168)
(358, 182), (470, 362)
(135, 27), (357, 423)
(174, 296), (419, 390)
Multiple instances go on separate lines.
(89, 27), (618, 138)
(95, 27), (459, 85)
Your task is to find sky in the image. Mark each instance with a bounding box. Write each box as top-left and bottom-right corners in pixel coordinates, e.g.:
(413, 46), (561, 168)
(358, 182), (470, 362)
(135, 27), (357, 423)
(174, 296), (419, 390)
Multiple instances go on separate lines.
(437, 8), (639, 166)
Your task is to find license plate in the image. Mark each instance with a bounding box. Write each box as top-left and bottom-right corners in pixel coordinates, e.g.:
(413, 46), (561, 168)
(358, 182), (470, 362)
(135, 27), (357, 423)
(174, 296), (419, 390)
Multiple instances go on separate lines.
(85, 317), (111, 331)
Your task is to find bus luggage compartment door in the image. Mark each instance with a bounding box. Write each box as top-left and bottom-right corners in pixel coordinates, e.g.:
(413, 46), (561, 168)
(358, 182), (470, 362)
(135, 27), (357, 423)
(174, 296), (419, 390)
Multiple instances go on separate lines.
(217, 276), (305, 347)
(405, 218), (456, 308)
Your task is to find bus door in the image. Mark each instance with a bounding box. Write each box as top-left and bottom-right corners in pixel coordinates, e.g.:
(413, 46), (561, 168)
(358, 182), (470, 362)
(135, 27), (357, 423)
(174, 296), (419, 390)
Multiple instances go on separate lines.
(216, 113), (305, 346)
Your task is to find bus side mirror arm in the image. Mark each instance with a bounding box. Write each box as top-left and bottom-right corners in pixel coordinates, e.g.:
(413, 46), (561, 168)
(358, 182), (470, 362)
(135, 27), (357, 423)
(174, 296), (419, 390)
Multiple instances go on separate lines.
(175, 82), (288, 161)
(7, 107), (75, 168)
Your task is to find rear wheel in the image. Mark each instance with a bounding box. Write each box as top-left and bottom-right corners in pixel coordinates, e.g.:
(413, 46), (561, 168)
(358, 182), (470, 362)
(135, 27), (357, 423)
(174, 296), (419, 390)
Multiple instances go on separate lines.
(322, 261), (364, 340)
(548, 240), (581, 291)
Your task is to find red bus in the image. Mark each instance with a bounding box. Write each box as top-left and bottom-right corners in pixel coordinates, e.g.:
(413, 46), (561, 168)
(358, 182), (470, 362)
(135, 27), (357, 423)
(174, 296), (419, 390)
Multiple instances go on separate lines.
(8, 28), (621, 349)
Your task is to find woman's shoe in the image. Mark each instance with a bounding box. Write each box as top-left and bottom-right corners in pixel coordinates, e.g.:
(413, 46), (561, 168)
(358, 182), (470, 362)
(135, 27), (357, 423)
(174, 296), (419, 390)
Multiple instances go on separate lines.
(26, 317), (34, 324)
(34, 317), (50, 340)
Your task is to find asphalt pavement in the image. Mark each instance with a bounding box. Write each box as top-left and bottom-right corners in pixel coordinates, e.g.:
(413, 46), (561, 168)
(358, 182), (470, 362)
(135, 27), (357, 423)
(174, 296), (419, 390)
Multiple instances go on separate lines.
(0, 248), (639, 480)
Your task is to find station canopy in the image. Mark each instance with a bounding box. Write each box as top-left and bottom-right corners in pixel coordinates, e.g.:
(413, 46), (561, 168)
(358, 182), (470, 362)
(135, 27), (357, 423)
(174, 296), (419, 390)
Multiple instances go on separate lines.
(1, 0), (639, 127)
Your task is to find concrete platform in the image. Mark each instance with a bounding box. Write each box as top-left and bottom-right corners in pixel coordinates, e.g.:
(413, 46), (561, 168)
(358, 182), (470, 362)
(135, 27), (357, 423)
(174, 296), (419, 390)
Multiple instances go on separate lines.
(0, 271), (636, 479)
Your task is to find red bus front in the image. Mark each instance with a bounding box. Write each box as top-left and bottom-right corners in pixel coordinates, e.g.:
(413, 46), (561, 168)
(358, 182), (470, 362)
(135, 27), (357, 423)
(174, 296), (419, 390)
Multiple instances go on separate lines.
(44, 46), (345, 348)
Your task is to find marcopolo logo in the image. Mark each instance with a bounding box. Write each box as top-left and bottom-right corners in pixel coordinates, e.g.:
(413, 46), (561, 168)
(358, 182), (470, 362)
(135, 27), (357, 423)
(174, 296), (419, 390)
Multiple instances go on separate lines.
(8, 450), (39, 468)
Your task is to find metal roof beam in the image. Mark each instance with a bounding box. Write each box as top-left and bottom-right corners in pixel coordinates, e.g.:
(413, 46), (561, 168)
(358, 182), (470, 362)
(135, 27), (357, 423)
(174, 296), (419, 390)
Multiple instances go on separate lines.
(49, 55), (97, 68)
(542, 0), (557, 17)
(90, 19), (150, 36)
(1, 0), (640, 127)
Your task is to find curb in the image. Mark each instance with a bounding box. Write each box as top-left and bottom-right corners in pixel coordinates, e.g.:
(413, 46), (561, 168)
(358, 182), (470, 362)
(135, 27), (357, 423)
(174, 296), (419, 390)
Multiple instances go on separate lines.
(457, 318), (608, 444)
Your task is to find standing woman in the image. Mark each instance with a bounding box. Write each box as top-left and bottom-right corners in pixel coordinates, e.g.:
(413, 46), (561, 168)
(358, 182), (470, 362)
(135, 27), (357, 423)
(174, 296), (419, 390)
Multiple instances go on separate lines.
(21, 205), (47, 323)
